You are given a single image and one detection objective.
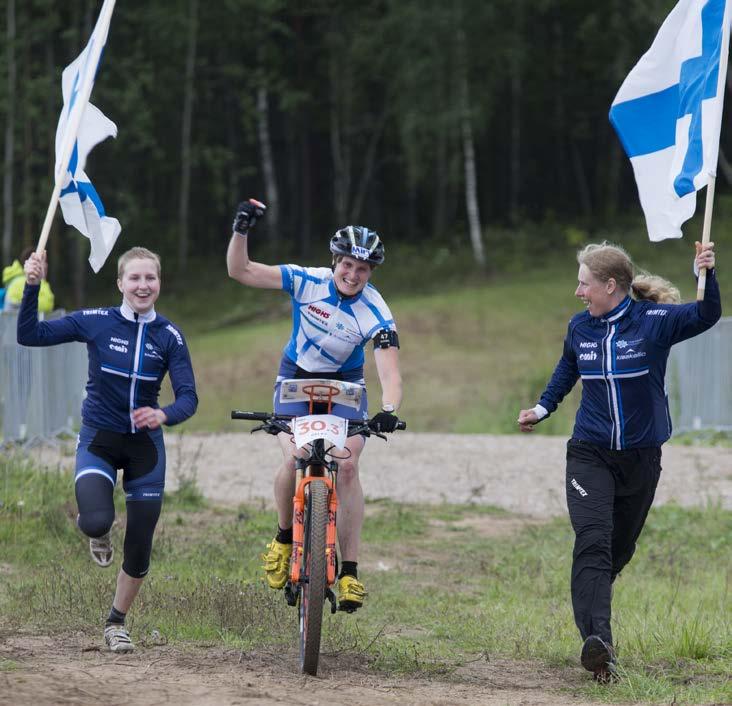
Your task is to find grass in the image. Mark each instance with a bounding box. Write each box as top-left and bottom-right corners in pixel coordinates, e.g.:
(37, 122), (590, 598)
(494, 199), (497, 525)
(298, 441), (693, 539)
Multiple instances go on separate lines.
(153, 217), (732, 436)
(1, 456), (730, 703)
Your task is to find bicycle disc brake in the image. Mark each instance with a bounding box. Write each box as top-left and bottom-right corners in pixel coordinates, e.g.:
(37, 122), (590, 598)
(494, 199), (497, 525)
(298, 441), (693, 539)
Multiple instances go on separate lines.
(284, 580), (299, 607)
(326, 588), (337, 614)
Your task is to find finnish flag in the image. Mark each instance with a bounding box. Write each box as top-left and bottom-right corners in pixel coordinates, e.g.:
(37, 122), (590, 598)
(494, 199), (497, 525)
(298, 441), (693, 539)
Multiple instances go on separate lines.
(609, 0), (730, 241)
(55, 0), (120, 272)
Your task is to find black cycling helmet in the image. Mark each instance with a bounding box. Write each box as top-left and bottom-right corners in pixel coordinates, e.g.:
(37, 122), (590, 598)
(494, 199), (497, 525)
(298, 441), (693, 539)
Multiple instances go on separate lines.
(329, 225), (385, 265)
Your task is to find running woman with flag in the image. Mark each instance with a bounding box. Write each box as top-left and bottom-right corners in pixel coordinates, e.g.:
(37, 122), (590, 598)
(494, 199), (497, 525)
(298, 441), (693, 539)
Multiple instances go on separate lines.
(517, 240), (720, 682)
(17, 247), (197, 653)
(226, 200), (402, 611)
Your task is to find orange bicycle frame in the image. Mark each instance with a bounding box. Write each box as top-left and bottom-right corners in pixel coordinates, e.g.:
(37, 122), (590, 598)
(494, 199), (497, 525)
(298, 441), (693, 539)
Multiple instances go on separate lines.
(289, 382), (342, 586)
(290, 476), (339, 585)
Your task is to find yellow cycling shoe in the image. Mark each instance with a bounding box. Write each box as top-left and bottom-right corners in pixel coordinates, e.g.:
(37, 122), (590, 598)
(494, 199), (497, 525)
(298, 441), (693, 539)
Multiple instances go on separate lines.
(337, 575), (367, 612)
(262, 539), (292, 589)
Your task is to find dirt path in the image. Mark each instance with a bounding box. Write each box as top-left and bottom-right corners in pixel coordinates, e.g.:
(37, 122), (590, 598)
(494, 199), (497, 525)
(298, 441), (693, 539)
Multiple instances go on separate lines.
(16, 432), (730, 705)
(0, 634), (635, 706)
(34, 431), (732, 517)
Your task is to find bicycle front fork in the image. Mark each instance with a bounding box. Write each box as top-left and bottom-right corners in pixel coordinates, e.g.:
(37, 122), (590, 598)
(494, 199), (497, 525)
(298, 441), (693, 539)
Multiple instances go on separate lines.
(289, 464), (339, 587)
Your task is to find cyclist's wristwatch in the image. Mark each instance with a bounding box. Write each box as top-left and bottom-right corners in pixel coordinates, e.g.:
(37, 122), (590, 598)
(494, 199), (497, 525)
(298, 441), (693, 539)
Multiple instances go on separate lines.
(381, 404), (395, 413)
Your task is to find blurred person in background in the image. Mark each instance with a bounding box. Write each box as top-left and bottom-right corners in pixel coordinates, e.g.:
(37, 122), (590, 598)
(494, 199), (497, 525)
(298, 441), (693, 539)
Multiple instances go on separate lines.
(3, 246), (55, 313)
(18, 247), (198, 653)
(1, 246), (55, 441)
(517, 240), (720, 682)
(226, 199), (403, 612)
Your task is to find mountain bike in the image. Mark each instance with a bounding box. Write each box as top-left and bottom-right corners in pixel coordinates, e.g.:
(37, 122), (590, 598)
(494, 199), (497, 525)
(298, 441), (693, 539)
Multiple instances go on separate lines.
(232, 378), (405, 675)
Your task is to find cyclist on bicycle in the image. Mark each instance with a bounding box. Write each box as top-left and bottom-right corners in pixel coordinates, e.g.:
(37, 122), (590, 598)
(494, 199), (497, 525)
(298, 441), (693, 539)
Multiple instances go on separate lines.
(226, 199), (402, 611)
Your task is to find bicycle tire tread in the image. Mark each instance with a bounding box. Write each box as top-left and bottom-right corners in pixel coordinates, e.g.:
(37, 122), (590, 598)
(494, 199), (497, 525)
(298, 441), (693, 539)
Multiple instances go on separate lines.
(300, 481), (328, 675)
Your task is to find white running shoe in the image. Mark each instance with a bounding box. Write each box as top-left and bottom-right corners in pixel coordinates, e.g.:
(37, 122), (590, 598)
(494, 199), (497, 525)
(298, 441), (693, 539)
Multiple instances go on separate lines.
(89, 532), (114, 567)
(104, 624), (134, 653)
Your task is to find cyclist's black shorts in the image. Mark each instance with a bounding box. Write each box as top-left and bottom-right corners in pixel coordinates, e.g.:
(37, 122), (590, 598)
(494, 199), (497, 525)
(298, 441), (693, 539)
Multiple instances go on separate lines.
(75, 424), (165, 501)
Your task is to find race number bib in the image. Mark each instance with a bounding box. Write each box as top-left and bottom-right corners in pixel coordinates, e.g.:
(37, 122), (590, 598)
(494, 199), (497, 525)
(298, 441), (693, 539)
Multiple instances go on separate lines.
(292, 414), (348, 450)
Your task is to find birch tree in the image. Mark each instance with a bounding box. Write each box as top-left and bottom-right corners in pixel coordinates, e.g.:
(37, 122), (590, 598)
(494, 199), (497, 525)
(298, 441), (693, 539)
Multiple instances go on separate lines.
(178, 0), (198, 271)
(455, 12), (485, 267)
(2, 0), (16, 264)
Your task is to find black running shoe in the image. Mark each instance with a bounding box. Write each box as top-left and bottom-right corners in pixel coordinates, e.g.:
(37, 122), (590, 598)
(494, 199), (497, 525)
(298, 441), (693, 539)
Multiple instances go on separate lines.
(581, 635), (617, 683)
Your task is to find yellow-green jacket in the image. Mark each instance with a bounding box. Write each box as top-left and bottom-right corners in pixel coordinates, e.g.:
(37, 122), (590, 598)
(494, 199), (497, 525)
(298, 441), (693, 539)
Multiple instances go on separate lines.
(2, 260), (55, 313)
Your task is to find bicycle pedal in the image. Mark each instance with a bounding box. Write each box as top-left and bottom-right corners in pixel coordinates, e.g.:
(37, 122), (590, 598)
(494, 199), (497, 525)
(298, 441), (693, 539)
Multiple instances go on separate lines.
(325, 588), (337, 614)
(337, 601), (360, 614)
(284, 581), (299, 607)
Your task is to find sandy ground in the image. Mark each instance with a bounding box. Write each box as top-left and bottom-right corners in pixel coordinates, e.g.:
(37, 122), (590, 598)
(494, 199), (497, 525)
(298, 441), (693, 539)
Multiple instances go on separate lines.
(0, 633), (634, 706)
(8, 432), (730, 705)
(182, 431), (731, 515)
(34, 431), (731, 517)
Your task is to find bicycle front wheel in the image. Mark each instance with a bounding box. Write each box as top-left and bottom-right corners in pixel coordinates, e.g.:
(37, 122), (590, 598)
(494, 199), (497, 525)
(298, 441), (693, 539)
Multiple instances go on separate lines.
(299, 480), (328, 675)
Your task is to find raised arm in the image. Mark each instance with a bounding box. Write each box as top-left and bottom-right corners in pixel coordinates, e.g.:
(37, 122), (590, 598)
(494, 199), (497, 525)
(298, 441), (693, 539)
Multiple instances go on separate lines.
(226, 199), (283, 289)
(651, 242), (721, 347)
(17, 251), (84, 346)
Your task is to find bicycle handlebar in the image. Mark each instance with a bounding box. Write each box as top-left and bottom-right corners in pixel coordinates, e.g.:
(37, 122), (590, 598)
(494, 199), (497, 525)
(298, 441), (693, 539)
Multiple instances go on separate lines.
(231, 411), (285, 422)
(230, 410), (407, 435)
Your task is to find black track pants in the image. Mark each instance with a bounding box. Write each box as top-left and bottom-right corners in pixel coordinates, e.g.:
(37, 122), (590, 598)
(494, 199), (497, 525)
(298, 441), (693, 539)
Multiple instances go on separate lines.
(565, 438), (662, 646)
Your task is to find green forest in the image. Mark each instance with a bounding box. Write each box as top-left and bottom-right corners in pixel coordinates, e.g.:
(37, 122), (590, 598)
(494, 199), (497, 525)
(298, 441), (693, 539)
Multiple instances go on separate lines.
(1, 0), (729, 305)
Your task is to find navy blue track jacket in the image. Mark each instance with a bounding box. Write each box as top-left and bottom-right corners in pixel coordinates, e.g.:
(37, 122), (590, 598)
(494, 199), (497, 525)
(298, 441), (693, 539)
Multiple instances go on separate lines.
(538, 271), (721, 450)
(17, 284), (198, 433)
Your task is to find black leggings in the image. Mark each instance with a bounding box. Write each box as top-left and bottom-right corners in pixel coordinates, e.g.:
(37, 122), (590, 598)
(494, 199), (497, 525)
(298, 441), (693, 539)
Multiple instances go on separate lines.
(565, 439), (662, 645)
(76, 474), (162, 578)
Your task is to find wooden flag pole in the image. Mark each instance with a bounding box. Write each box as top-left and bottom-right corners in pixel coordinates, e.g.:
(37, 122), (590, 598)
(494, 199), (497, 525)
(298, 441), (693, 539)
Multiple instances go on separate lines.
(696, 174), (715, 302)
(35, 180), (63, 256)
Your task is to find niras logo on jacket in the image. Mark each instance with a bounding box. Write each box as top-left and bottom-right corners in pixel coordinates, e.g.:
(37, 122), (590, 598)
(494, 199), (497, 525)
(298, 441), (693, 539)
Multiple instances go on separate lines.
(278, 264), (397, 374)
(17, 289), (197, 433)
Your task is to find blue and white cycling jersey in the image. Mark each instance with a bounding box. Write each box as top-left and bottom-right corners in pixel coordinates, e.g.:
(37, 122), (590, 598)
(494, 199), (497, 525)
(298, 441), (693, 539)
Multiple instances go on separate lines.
(17, 283), (197, 434)
(278, 265), (397, 375)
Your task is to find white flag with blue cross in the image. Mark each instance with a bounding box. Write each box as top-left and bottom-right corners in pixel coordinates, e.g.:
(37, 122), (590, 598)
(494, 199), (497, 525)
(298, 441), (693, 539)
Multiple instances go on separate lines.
(54, 0), (120, 272)
(609, 0), (731, 241)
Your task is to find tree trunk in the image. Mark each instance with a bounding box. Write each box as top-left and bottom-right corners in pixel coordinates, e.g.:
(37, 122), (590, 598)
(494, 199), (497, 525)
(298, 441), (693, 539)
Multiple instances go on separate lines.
(604, 142), (624, 221)
(552, 19), (568, 213)
(177, 0), (198, 272)
(509, 2), (523, 225)
(330, 50), (351, 225)
(20, 0), (32, 248)
(257, 85), (280, 241)
(604, 0), (627, 220)
(299, 124), (312, 255)
(456, 22), (485, 267)
(293, 14), (311, 255)
(571, 140), (593, 219)
(718, 148), (732, 185)
(351, 104), (388, 223)
(433, 47), (451, 241)
(2, 0), (16, 264)
(433, 120), (448, 240)
(509, 64), (521, 226)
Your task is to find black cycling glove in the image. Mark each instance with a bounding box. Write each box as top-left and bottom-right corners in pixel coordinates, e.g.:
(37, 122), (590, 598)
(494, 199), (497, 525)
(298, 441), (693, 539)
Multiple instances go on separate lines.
(233, 199), (267, 236)
(369, 411), (399, 433)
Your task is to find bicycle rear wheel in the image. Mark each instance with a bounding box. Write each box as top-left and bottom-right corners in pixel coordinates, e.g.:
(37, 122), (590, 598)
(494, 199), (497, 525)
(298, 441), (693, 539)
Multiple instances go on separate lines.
(299, 480), (328, 675)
